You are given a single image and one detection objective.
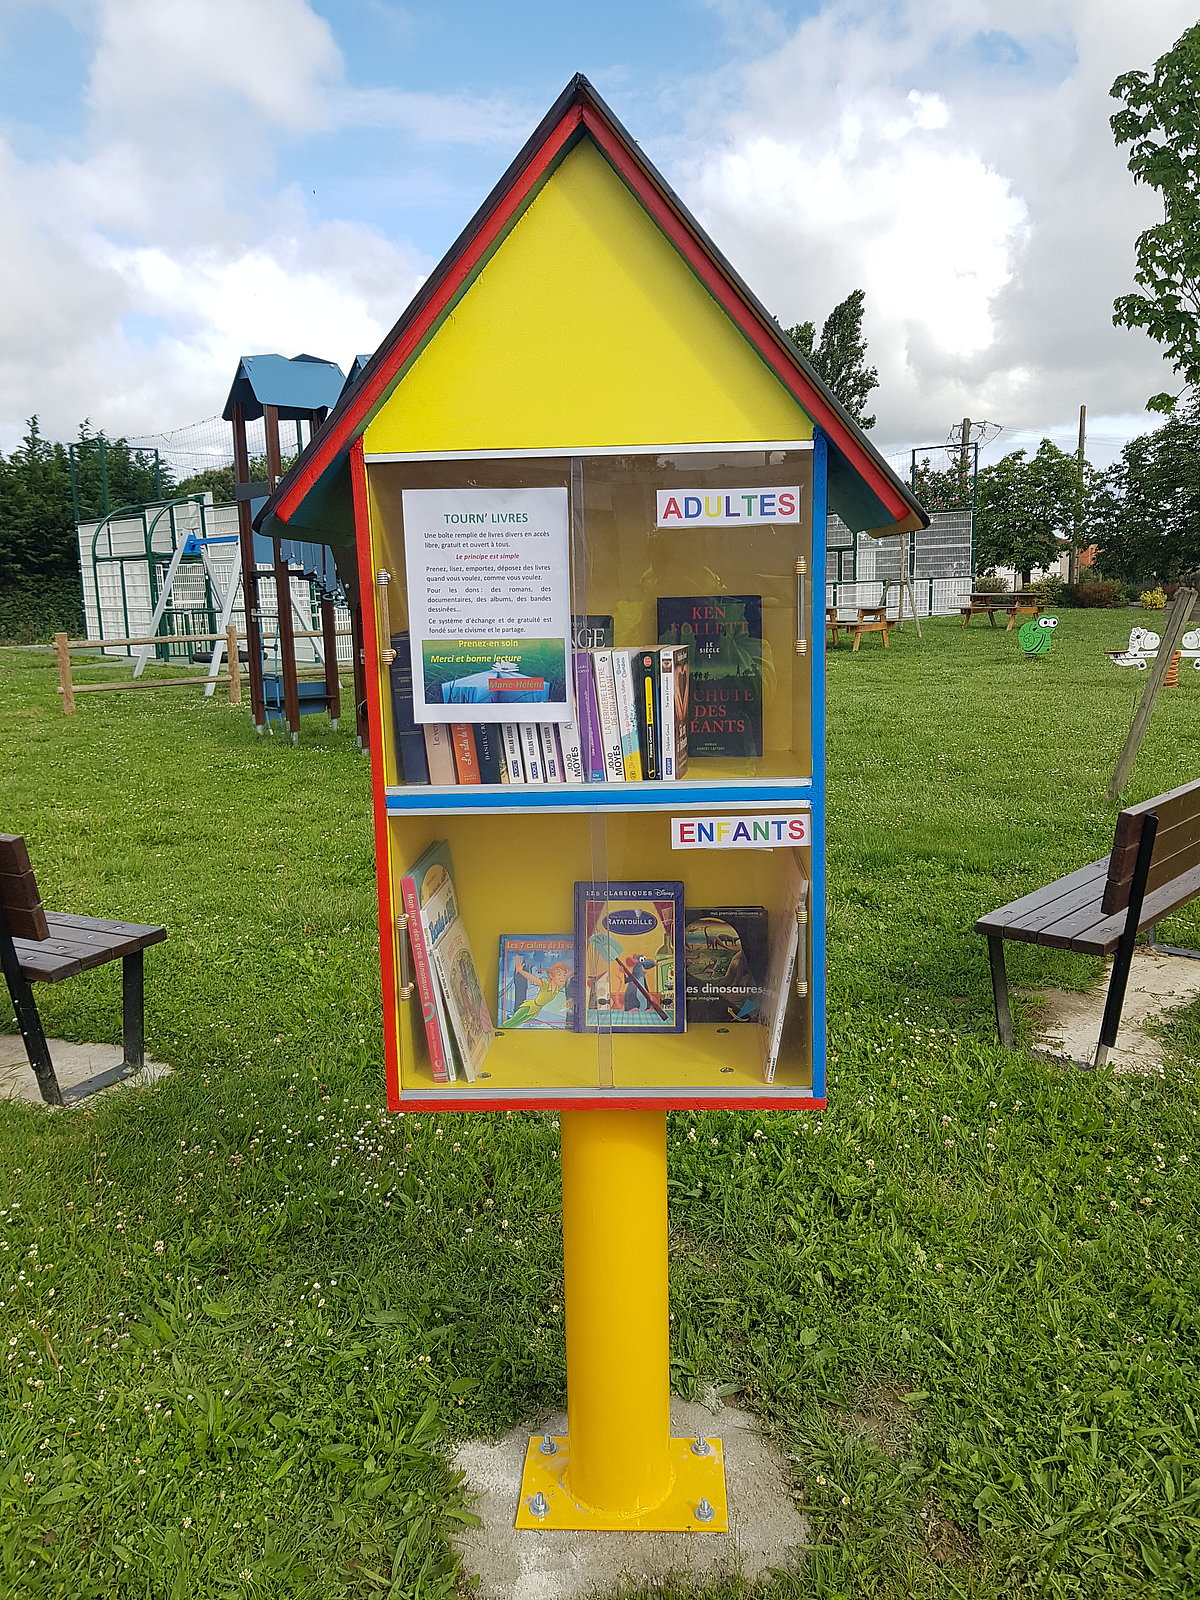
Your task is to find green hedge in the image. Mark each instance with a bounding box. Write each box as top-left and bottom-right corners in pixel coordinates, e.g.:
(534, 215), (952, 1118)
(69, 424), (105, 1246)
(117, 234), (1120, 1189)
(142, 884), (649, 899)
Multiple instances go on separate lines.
(0, 575), (84, 643)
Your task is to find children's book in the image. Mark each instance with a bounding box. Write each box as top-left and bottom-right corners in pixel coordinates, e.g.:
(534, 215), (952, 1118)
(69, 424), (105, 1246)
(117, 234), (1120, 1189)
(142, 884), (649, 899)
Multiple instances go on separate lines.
(759, 851), (808, 1083)
(497, 936), (574, 1029)
(658, 644), (690, 780)
(420, 869), (492, 1081)
(573, 881), (685, 1033)
(657, 596), (764, 758)
(683, 905), (768, 1024)
(400, 840), (459, 1082)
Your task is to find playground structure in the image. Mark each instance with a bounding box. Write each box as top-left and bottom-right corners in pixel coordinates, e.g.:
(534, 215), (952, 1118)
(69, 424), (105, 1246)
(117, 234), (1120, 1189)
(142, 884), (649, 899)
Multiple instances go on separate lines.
(73, 353), (371, 743)
(826, 507), (972, 619)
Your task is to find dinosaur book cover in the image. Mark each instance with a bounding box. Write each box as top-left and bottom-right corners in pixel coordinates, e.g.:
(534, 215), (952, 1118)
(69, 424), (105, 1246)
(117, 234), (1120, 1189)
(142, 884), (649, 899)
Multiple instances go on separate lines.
(656, 596), (764, 758)
(573, 881), (685, 1034)
(683, 905), (768, 1024)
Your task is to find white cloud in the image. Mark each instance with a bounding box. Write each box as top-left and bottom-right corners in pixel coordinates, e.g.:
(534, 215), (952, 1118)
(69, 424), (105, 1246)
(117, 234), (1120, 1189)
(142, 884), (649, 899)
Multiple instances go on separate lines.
(0, 0), (425, 452)
(680, 0), (1198, 453)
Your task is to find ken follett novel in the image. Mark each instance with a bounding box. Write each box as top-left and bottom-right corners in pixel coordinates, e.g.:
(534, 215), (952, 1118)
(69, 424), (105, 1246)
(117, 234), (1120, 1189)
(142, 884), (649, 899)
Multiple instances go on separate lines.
(657, 596), (763, 758)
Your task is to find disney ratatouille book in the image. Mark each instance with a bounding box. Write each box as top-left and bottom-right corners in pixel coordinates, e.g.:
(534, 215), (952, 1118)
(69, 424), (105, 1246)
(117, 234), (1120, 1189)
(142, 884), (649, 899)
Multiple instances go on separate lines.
(573, 881), (685, 1033)
(497, 936), (574, 1029)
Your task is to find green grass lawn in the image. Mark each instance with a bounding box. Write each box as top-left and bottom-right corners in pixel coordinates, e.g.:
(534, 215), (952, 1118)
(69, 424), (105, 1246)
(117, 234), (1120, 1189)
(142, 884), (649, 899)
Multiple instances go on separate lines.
(1, 612), (1198, 1599)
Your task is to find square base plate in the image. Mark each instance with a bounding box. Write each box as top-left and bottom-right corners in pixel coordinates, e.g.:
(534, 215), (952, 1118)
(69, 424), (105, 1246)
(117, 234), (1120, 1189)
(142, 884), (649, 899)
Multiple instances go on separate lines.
(515, 1435), (728, 1531)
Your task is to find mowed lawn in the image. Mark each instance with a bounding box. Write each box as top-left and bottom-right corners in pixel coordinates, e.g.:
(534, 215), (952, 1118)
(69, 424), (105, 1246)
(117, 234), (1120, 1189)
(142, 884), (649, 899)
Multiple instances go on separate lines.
(1, 611), (1198, 1600)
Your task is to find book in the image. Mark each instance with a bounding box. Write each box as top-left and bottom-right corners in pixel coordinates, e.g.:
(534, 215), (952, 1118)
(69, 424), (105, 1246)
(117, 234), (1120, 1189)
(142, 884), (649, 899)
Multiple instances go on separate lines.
(423, 722), (457, 786)
(683, 905), (768, 1023)
(420, 868), (493, 1080)
(451, 723), (481, 784)
(474, 723), (503, 785)
(572, 652), (606, 783)
(557, 718), (585, 784)
(518, 723), (545, 783)
(658, 645), (690, 780)
(634, 649), (660, 780)
(657, 596), (764, 758)
(590, 651), (626, 783)
(500, 722), (525, 783)
(400, 841), (462, 1082)
(760, 850), (808, 1083)
(497, 936), (574, 1029)
(572, 614), (614, 650)
(539, 724), (562, 783)
(573, 880), (685, 1033)
(610, 650), (645, 781)
(388, 631), (430, 784)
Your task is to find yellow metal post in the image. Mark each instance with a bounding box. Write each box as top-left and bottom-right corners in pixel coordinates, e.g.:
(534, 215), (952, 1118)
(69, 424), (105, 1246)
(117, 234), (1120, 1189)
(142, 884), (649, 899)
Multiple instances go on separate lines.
(563, 1106), (671, 1514)
(516, 1107), (727, 1531)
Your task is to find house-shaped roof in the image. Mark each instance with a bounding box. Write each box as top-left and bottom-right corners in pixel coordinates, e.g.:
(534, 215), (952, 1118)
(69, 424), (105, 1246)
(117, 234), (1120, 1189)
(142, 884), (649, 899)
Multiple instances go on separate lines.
(257, 76), (927, 545)
(222, 353), (345, 423)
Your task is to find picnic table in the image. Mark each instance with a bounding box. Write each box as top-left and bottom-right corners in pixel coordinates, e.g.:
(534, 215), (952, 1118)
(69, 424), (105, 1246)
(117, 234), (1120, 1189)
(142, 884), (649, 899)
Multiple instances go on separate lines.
(826, 604), (891, 651)
(961, 591), (1041, 629)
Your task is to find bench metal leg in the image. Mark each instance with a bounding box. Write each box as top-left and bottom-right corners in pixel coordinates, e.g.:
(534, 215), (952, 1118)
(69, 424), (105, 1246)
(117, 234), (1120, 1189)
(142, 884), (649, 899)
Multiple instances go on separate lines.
(1145, 922), (1200, 960)
(121, 950), (145, 1072)
(1094, 812), (1159, 1070)
(987, 936), (1016, 1049)
(0, 928), (63, 1106)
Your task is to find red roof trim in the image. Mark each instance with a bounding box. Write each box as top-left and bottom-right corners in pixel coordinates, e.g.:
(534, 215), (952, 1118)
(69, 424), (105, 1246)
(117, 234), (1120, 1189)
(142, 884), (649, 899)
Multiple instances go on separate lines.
(275, 105), (583, 524)
(578, 106), (910, 524)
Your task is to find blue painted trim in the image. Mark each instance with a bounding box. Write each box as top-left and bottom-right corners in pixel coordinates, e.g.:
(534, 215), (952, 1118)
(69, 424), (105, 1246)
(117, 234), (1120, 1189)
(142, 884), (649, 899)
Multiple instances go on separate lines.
(385, 779), (815, 815)
(810, 430), (829, 1103)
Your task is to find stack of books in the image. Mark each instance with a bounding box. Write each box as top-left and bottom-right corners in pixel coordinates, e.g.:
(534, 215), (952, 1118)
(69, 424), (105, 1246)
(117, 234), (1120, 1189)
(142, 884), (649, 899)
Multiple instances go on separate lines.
(391, 639), (691, 785)
(401, 840), (494, 1083)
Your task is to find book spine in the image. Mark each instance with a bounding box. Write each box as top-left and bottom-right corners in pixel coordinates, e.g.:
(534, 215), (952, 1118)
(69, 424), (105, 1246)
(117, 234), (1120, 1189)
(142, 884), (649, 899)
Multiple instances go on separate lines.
(538, 724), (562, 783)
(591, 651), (626, 783)
(635, 650), (660, 780)
(399, 876), (453, 1082)
(610, 649), (645, 781)
(658, 646), (689, 780)
(429, 944), (478, 1082)
(423, 722), (457, 786)
(451, 723), (481, 784)
(388, 633), (430, 784)
(500, 722), (525, 783)
(572, 652), (606, 782)
(518, 723), (545, 783)
(474, 723), (503, 785)
(557, 718), (585, 784)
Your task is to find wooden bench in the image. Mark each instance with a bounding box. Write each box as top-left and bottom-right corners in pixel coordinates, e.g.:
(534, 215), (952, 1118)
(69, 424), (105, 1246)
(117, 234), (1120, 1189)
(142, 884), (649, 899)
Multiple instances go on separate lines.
(960, 592), (1041, 629)
(0, 835), (167, 1105)
(826, 604), (891, 651)
(975, 779), (1200, 1067)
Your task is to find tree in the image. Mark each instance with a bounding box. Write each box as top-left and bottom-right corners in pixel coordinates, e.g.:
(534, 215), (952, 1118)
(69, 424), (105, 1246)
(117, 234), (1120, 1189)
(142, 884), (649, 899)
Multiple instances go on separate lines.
(0, 418), (75, 586)
(69, 422), (169, 520)
(1111, 24), (1200, 410)
(974, 439), (1103, 583)
(783, 289), (880, 429)
(1093, 399), (1200, 584)
(911, 455), (972, 513)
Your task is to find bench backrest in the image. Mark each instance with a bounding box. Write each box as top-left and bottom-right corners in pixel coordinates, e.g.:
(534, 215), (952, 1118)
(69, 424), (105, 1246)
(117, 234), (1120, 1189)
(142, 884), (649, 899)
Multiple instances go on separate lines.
(1103, 778), (1200, 916)
(0, 835), (49, 942)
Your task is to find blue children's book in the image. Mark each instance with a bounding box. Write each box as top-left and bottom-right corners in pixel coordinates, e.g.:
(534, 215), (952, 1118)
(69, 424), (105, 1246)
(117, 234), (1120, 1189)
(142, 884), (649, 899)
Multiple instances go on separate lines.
(497, 936), (574, 1029)
(573, 881), (685, 1033)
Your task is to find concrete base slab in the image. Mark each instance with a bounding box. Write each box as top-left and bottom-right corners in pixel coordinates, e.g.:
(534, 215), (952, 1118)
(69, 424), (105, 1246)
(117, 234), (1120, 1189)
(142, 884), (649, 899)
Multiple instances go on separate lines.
(0, 1035), (171, 1106)
(1033, 947), (1200, 1073)
(451, 1398), (806, 1600)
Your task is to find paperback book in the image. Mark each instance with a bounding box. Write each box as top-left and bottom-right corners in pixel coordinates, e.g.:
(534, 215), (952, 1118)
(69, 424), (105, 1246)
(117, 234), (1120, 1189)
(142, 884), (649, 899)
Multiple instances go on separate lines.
(657, 596), (764, 758)
(683, 905), (768, 1024)
(420, 868), (493, 1081)
(388, 631), (430, 784)
(760, 850), (808, 1083)
(497, 936), (574, 1029)
(573, 881), (685, 1033)
(400, 840), (459, 1082)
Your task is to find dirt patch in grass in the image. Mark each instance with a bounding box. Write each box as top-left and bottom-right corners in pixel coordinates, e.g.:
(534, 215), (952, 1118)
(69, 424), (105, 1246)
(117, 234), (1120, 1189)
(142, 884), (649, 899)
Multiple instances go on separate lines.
(833, 1379), (918, 1460)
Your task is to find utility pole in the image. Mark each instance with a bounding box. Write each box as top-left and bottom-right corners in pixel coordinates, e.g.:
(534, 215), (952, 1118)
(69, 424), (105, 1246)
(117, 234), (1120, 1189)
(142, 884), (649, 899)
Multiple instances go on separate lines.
(958, 416), (971, 496)
(1071, 404), (1087, 586)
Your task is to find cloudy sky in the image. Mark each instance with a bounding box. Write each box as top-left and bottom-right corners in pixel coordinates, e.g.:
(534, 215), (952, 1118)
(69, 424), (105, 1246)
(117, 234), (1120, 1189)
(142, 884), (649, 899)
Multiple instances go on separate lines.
(0, 0), (1191, 473)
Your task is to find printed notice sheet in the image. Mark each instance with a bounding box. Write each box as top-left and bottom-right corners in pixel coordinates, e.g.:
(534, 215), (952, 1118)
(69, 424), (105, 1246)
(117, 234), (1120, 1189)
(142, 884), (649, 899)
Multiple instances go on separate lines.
(402, 487), (573, 724)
